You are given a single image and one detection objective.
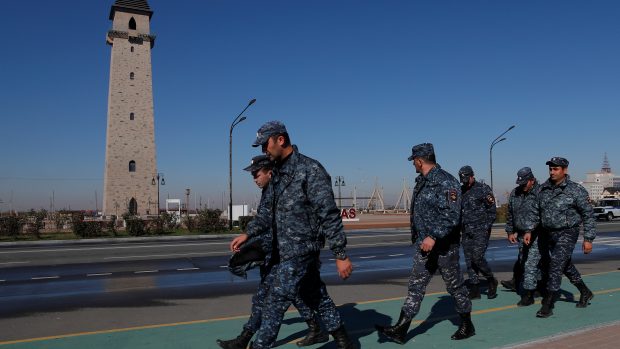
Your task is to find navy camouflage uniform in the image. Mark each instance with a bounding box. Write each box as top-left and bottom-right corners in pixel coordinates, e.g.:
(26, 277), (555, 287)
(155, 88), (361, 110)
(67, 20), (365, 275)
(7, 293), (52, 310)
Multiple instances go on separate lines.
(459, 167), (497, 288)
(245, 143), (350, 348)
(404, 164), (471, 317)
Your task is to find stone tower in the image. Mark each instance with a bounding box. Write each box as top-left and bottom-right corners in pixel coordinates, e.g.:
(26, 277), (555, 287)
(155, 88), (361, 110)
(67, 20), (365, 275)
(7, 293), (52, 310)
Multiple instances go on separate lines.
(103, 0), (157, 217)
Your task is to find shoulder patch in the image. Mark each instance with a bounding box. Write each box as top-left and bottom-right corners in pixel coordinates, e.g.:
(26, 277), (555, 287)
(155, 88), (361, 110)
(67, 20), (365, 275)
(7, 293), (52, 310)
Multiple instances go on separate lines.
(486, 194), (495, 204)
(448, 189), (458, 203)
(586, 196), (592, 204)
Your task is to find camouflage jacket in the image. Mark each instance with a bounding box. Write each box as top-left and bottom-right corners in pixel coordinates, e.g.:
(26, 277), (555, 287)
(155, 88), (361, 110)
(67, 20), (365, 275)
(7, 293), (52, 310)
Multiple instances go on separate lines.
(461, 181), (497, 229)
(409, 165), (462, 245)
(538, 177), (596, 241)
(506, 181), (540, 234)
(245, 146), (346, 260)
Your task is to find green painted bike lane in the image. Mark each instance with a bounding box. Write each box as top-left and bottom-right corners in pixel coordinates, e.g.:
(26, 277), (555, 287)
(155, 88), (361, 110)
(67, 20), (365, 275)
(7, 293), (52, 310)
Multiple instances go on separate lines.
(2, 270), (619, 349)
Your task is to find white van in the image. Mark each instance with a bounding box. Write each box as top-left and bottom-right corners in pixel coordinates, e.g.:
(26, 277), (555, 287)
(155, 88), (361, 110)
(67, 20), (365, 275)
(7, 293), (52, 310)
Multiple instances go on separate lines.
(593, 197), (620, 221)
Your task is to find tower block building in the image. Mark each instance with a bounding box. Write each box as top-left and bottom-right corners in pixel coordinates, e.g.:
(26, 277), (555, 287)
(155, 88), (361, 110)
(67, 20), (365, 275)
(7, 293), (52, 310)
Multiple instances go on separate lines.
(103, 0), (157, 217)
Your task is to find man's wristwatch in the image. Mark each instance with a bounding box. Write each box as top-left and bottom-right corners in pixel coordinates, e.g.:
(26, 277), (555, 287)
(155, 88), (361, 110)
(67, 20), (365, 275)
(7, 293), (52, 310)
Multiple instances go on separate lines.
(334, 250), (348, 261)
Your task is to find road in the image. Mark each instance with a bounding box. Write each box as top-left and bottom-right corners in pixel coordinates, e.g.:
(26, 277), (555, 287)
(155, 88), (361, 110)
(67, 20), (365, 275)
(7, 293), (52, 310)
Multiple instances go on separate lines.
(0, 222), (619, 346)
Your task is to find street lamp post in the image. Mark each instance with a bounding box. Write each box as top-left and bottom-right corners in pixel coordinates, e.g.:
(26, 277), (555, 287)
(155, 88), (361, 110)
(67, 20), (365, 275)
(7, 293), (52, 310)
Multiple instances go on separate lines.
(489, 125), (515, 193)
(335, 176), (346, 209)
(151, 173), (165, 217)
(229, 98), (256, 230)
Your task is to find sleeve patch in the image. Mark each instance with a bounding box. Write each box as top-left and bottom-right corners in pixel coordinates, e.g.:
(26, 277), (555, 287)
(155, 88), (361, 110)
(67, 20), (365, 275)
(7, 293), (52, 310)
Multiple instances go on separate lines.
(486, 194), (495, 204)
(448, 189), (458, 203)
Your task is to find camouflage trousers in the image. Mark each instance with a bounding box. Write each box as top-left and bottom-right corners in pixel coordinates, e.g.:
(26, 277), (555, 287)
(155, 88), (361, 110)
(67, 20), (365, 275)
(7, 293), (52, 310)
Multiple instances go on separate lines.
(244, 265), (315, 333)
(516, 233), (542, 291)
(252, 254), (342, 349)
(402, 244), (472, 318)
(542, 228), (582, 292)
(461, 226), (494, 285)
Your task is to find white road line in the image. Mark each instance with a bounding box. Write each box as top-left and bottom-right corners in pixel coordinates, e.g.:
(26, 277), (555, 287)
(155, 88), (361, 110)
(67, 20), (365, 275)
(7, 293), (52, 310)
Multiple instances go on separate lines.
(87, 273), (112, 277)
(388, 253), (405, 257)
(134, 270), (159, 274)
(0, 242), (230, 255)
(602, 242), (620, 246)
(219, 265), (228, 268)
(359, 256), (376, 259)
(0, 280), (5, 282)
(177, 267), (199, 271)
(348, 233), (409, 239)
(0, 261), (30, 265)
(31, 276), (60, 280)
(103, 251), (227, 260)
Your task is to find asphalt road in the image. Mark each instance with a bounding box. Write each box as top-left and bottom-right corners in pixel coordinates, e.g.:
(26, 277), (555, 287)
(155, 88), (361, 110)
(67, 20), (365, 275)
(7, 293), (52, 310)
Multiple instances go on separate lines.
(0, 222), (618, 344)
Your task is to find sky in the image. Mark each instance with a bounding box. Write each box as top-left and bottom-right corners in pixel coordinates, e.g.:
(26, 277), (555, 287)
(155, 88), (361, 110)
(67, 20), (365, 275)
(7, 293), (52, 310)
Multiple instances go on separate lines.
(0, 0), (619, 212)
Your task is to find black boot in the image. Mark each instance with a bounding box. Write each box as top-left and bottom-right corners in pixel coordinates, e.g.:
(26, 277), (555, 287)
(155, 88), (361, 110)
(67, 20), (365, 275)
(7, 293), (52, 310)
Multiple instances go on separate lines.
(451, 312), (475, 340)
(468, 283), (481, 300)
(296, 318), (329, 346)
(375, 310), (412, 345)
(536, 291), (556, 318)
(500, 278), (517, 292)
(330, 325), (356, 349)
(487, 277), (498, 299)
(217, 328), (253, 349)
(517, 290), (534, 307)
(575, 281), (594, 308)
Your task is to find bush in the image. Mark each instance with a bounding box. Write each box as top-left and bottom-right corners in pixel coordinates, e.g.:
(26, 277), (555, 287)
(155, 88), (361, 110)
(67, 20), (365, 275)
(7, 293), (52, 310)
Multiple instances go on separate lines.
(239, 216), (254, 231)
(195, 209), (227, 233)
(107, 215), (118, 236)
(0, 216), (24, 238)
(125, 216), (146, 236)
(26, 209), (47, 239)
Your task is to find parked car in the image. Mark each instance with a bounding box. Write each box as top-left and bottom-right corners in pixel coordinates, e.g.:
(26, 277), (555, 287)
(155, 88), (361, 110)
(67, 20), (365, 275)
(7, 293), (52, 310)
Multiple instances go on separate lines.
(593, 197), (620, 221)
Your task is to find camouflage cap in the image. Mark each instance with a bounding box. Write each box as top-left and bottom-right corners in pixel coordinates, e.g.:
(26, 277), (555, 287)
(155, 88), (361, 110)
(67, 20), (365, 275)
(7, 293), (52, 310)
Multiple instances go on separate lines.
(407, 143), (434, 161)
(516, 166), (534, 185)
(458, 165), (474, 184)
(252, 121), (288, 147)
(546, 156), (569, 167)
(243, 155), (272, 172)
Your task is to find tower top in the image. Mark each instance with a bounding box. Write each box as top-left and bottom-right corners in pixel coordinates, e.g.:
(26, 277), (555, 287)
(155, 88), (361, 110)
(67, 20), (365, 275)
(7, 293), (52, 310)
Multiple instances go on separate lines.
(109, 0), (153, 20)
(602, 152), (612, 173)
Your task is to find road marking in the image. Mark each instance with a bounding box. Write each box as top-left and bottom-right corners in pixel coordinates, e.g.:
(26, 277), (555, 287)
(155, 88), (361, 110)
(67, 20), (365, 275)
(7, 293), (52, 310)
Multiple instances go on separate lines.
(388, 253), (405, 257)
(134, 270), (158, 274)
(176, 267), (199, 271)
(2, 269), (618, 346)
(0, 242), (231, 255)
(31, 276), (59, 280)
(87, 273), (112, 277)
(219, 265), (228, 268)
(103, 251), (227, 259)
(0, 261), (30, 265)
(359, 256), (376, 259)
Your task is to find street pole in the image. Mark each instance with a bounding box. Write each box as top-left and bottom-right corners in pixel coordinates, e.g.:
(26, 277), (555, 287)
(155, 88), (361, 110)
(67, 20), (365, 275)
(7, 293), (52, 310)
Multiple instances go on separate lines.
(335, 176), (345, 209)
(489, 125), (515, 193)
(229, 98), (256, 230)
(152, 173), (165, 217)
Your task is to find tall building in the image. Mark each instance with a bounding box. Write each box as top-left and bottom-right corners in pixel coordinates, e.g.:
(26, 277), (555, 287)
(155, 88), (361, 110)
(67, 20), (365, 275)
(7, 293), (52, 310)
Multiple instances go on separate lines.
(103, 0), (158, 217)
(582, 153), (616, 201)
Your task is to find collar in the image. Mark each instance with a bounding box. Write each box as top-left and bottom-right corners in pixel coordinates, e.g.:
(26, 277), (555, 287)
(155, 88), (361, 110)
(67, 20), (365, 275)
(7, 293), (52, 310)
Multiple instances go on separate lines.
(275, 144), (299, 176)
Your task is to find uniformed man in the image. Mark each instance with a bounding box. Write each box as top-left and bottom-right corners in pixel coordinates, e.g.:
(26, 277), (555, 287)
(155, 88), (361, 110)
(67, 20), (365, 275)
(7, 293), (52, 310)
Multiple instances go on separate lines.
(230, 121), (356, 349)
(375, 143), (474, 344)
(505, 167), (543, 306)
(217, 155), (327, 348)
(458, 165), (498, 299)
(536, 157), (596, 318)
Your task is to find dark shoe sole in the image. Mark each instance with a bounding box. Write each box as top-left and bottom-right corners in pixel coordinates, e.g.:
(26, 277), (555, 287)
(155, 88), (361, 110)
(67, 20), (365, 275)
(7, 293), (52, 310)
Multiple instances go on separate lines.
(536, 310), (553, 318)
(296, 334), (329, 347)
(451, 331), (476, 340)
(375, 326), (406, 345)
(500, 280), (516, 291)
(576, 293), (594, 308)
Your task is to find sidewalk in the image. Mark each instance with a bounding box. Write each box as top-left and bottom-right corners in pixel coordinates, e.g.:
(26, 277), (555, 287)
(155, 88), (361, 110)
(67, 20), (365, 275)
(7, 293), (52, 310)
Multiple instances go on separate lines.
(506, 320), (620, 349)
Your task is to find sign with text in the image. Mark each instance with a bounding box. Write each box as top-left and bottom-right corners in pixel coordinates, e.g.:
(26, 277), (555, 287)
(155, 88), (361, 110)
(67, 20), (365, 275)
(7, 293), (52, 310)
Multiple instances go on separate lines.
(341, 208), (359, 222)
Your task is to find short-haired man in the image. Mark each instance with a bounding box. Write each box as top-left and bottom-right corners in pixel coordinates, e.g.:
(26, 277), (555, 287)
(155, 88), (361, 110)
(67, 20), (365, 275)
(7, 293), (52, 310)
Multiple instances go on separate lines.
(458, 165), (498, 299)
(217, 155), (327, 348)
(230, 121), (355, 349)
(536, 157), (596, 318)
(375, 143), (474, 344)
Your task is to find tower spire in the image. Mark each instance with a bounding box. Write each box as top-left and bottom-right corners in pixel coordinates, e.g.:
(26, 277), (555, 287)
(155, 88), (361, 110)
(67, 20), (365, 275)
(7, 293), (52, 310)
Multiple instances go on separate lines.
(602, 153), (611, 173)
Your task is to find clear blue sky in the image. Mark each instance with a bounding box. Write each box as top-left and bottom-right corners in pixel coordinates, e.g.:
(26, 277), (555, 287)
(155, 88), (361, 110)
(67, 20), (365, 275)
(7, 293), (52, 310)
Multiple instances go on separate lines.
(0, 0), (618, 212)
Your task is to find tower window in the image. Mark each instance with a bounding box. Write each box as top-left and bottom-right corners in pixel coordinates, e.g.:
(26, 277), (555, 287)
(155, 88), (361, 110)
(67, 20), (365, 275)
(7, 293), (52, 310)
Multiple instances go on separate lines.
(129, 17), (137, 30)
(129, 161), (136, 172)
(130, 72), (134, 80)
(130, 112), (134, 120)
(131, 46), (134, 52)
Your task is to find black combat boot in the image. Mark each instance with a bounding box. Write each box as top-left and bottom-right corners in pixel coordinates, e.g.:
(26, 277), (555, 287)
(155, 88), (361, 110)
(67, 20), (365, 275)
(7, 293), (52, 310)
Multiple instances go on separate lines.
(575, 281), (594, 308)
(451, 312), (476, 340)
(329, 325), (356, 349)
(217, 328), (253, 349)
(517, 290), (534, 307)
(536, 291), (556, 318)
(487, 277), (498, 299)
(375, 310), (412, 345)
(296, 318), (329, 346)
(500, 278), (517, 292)
(468, 283), (481, 300)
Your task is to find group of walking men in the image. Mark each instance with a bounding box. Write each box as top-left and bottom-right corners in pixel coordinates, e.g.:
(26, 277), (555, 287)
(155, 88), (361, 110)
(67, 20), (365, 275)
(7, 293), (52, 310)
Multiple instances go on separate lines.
(217, 120), (596, 348)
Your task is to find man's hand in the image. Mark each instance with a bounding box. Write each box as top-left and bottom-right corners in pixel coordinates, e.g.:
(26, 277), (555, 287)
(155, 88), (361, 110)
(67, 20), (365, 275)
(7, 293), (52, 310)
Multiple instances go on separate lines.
(507, 233), (517, 244)
(582, 241), (593, 254)
(421, 236), (435, 252)
(336, 258), (353, 280)
(523, 232), (532, 245)
(230, 233), (248, 252)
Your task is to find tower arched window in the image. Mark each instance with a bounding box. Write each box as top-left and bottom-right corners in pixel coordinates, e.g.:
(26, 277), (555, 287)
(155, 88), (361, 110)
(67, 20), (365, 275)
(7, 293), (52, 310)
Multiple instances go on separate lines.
(131, 46), (134, 52)
(129, 17), (136, 30)
(129, 161), (136, 172)
(130, 112), (134, 120)
(130, 72), (134, 80)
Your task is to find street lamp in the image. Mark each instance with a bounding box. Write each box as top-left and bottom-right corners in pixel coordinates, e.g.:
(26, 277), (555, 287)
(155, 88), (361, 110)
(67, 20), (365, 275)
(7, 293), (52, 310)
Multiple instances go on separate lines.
(335, 176), (346, 209)
(489, 125), (515, 193)
(151, 173), (165, 217)
(229, 98), (256, 230)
